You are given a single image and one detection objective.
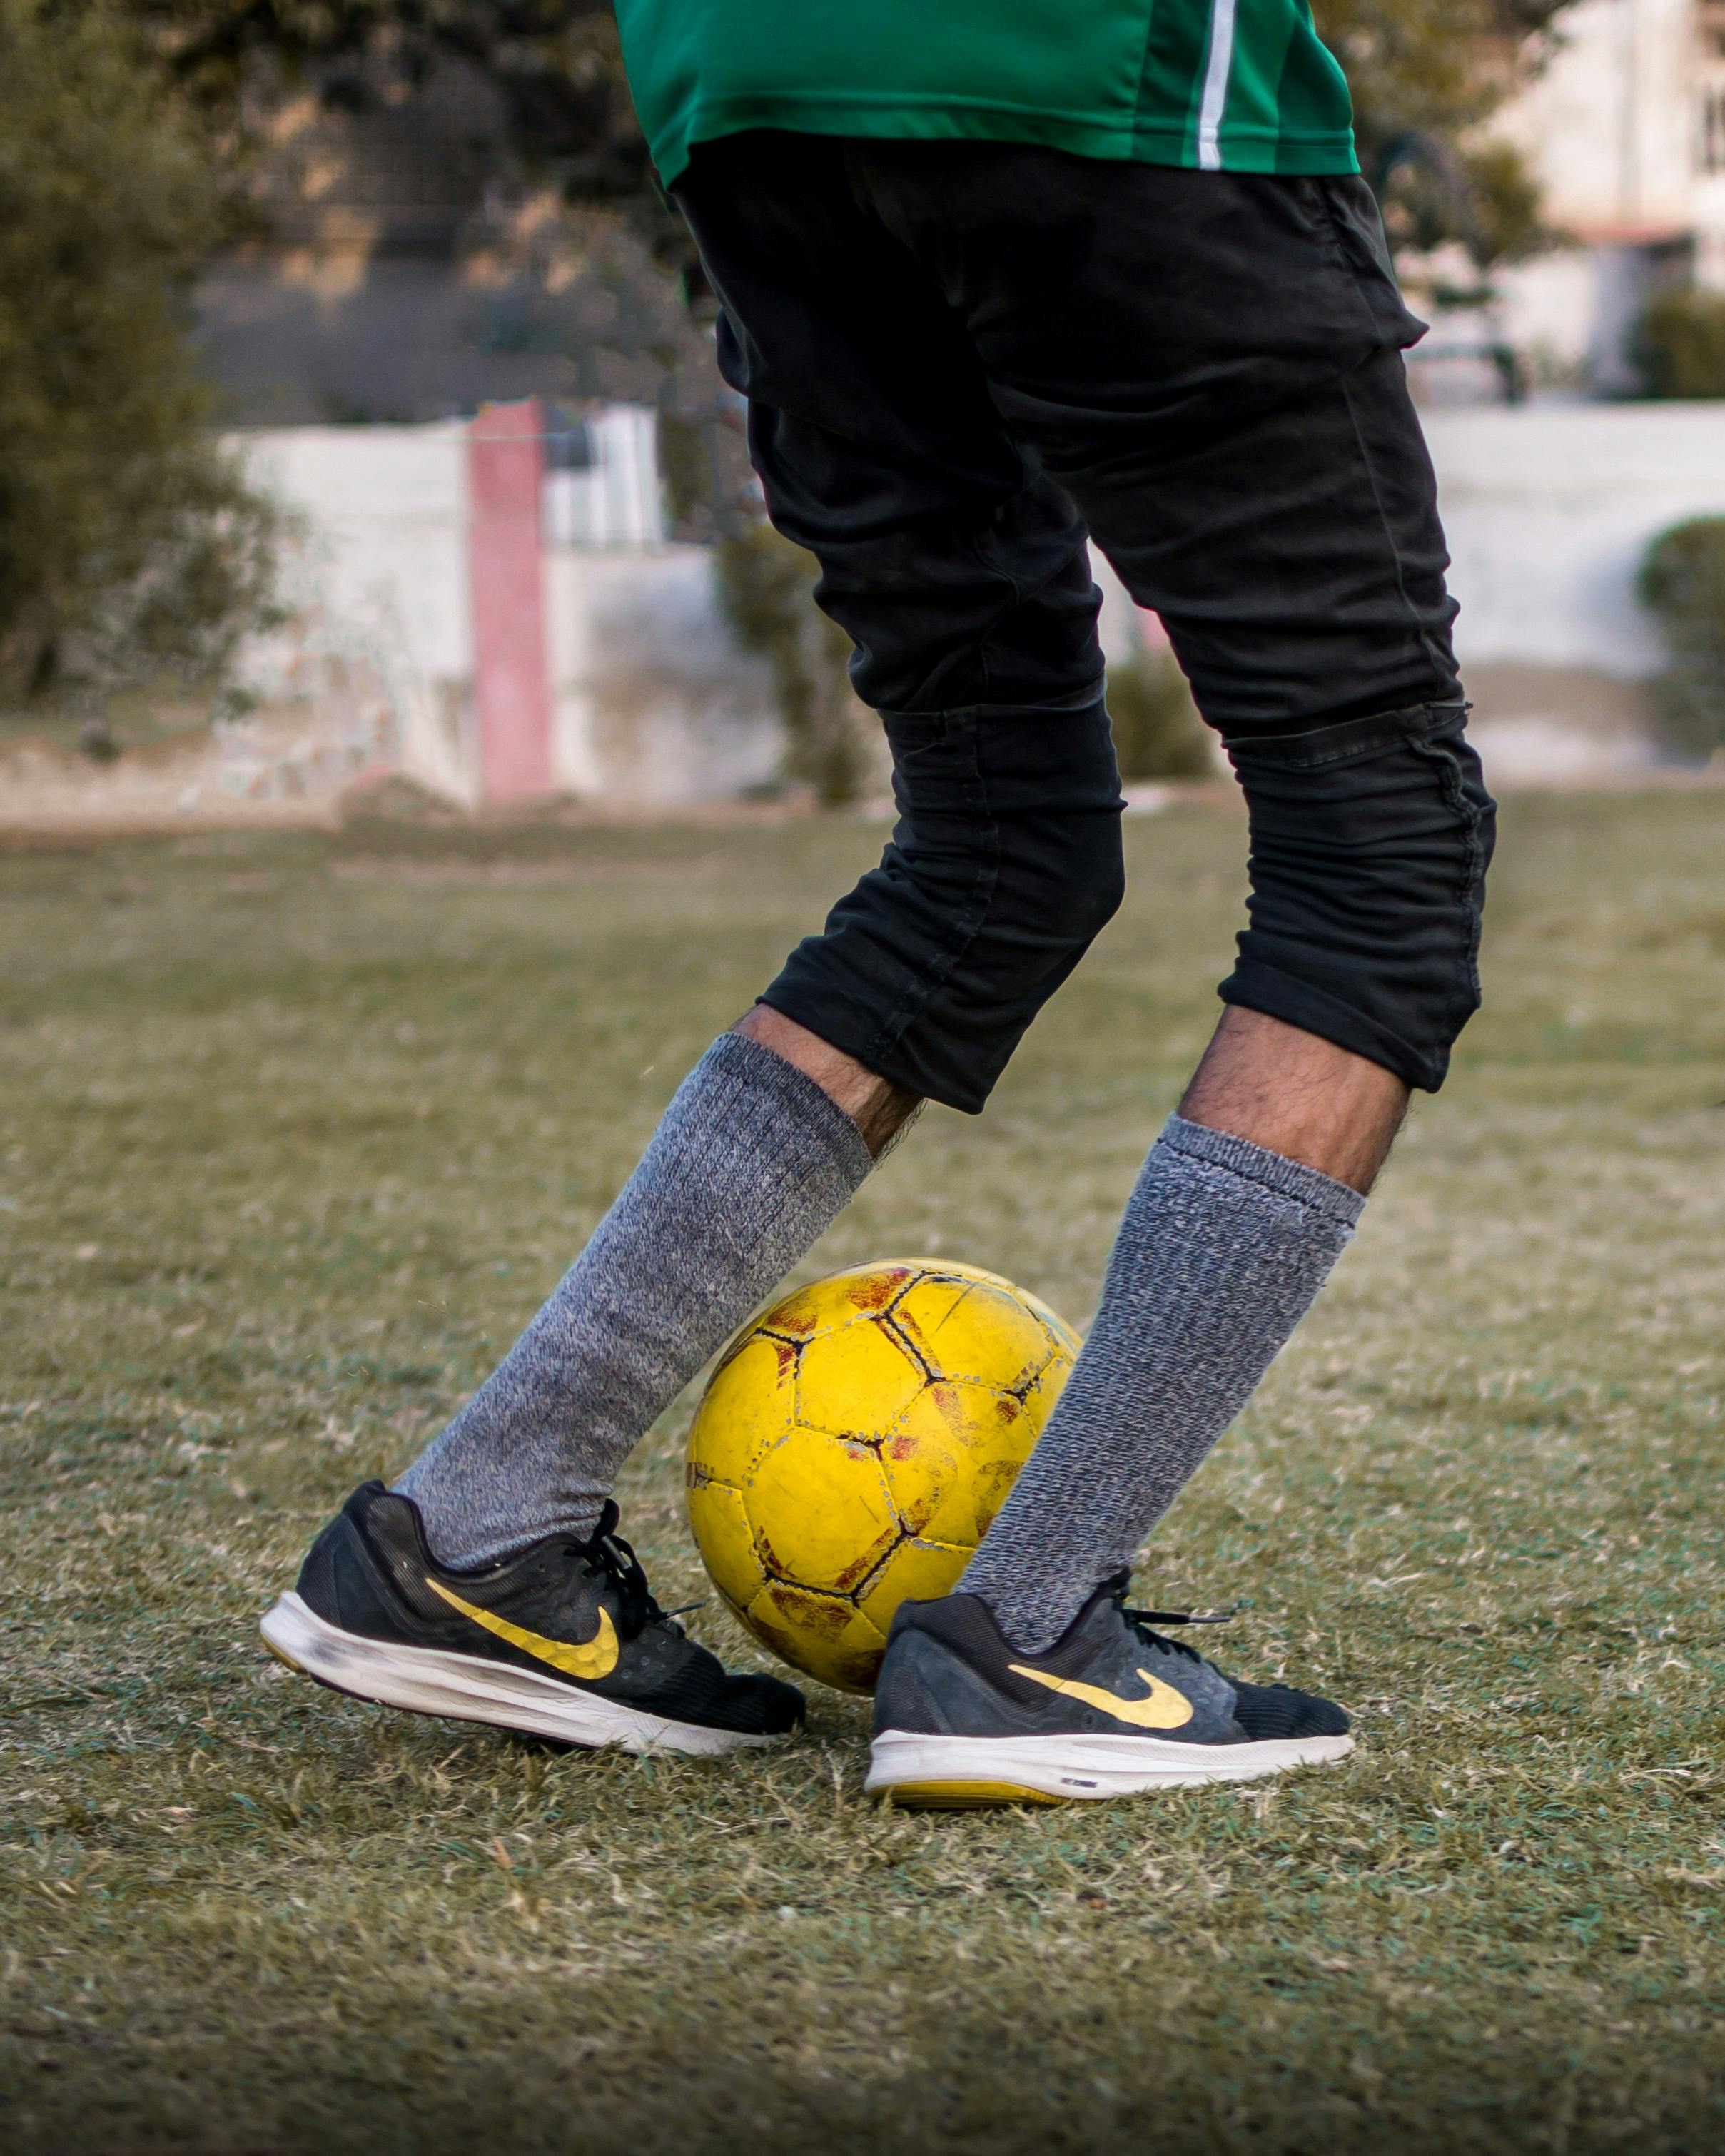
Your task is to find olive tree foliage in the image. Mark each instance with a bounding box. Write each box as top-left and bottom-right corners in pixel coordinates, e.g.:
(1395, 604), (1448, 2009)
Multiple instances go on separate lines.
(1317, 0), (1572, 270)
(134, 0), (1574, 276)
(0, 0), (282, 701)
(124, 0), (664, 237)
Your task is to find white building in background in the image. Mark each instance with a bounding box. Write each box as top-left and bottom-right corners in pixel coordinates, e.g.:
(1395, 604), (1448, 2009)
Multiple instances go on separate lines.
(231, 409), (784, 814)
(541, 405), (667, 552)
(1494, 0), (1725, 385)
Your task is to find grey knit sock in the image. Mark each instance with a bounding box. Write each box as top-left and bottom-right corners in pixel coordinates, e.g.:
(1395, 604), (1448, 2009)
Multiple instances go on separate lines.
(395, 1032), (874, 1566)
(958, 1113), (1364, 1653)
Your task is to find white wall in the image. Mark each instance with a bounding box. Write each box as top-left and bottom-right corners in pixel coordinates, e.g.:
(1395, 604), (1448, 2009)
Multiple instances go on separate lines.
(1427, 400), (1725, 677)
(1492, 0), (1713, 382)
(545, 548), (780, 806)
(1500, 0), (1696, 235)
(232, 405), (1725, 804)
(236, 424), (475, 801)
(1097, 404), (1725, 687)
(237, 420), (780, 808)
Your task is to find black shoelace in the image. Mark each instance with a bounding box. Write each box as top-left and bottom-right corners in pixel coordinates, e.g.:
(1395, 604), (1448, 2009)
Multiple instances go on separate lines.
(572, 1500), (665, 1641)
(1099, 1567), (1233, 1665)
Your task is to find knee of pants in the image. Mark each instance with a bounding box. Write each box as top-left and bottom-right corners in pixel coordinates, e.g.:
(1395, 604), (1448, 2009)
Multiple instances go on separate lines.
(998, 798), (1128, 951)
(759, 700), (1126, 1113)
(1218, 702), (1496, 1093)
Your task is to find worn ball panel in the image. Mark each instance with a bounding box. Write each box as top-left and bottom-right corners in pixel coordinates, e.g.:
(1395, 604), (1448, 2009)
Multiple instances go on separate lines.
(854, 1537), (973, 1646)
(757, 1263), (918, 1344)
(682, 1473), (762, 1617)
(744, 1430), (899, 1596)
(687, 1331), (799, 1484)
(893, 1259), (1080, 1355)
(744, 1579), (887, 1694)
(685, 1258), (1080, 1692)
(1038, 1303), (1083, 1359)
(1016, 1353), (1078, 1429)
(880, 1378), (1041, 1547)
(889, 1272), (1061, 1392)
(794, 1316), (926, 1440)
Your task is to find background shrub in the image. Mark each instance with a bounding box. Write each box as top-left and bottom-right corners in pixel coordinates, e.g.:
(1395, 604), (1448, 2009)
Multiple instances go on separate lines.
(1106, 649), (1215, 780)
(1638, 516), (1725, 758)
(714, 524), (876, 807)
(1629, 289), (1725, 400)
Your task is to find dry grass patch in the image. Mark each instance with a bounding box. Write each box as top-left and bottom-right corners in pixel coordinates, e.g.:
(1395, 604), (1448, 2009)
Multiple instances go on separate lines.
(3, 794), (1724, 2153)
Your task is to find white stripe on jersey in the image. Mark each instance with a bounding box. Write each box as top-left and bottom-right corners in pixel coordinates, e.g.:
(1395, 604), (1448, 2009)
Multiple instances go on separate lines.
(1195, 0), (1240, 171)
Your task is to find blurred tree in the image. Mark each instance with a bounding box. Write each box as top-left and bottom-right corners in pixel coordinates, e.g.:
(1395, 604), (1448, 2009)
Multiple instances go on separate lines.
(1631, 290), (1725, 400)
(101, 0), (1582, 308)
(114, 0), (667, 238)
(0, 0), (280, 702)
(1317, 0), (1572, 270)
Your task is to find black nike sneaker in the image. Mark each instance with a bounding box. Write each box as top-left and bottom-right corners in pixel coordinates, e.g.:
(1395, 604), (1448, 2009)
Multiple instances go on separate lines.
(260, 1482), (804, 1756)
(865, 1572), (1351, 1806)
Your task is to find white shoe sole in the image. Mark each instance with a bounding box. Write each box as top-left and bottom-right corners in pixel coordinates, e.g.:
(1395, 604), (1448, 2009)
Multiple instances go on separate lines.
(259, 1591), (781, 1758)
(864, 1727), (1355, 1806)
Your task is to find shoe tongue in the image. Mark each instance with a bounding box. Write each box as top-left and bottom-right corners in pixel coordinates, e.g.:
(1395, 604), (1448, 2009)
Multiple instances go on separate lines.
(1090, 1567), (1135, 1614)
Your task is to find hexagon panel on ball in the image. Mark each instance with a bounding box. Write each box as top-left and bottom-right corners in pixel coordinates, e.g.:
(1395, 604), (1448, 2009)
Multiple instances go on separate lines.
(889, 1271), (1062, 1393)
(745, 1579), (888, 1694)
(879, 1377), (1041, 1547)
(794, 1316), (926, 1442)
(744, 1429), (899, 1597)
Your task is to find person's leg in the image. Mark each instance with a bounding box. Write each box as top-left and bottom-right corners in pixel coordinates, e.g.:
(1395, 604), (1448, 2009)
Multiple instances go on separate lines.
(734, 1006), (920, 1157)
(393, 1031), (878, 1566)
(952, 1026), (1400, 1650)
(1180, 1007), (1409, 1193)
(679, 133), (1129, 1115)
(848, 146), (1494, 1659)
(390, 133), (1121, 1569)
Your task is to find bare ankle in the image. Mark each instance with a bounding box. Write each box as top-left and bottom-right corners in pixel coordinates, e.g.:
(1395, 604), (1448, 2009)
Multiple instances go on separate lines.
(732, 1004), (922, 1158)
(1177, 1006), (1410, 1194)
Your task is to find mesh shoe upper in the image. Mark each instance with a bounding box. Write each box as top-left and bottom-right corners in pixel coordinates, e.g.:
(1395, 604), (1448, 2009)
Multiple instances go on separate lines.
(873, 1571), (1349, 1746)
(296, 1482), (802, 1739)
(1228, 1680), (1350, 1741)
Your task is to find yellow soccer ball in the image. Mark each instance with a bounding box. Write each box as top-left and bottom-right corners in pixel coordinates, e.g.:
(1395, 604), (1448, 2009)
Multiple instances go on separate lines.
(684, 1259), (1081, 1693)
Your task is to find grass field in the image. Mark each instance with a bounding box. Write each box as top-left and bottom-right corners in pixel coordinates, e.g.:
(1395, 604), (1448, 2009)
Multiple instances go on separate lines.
(4, 791), (1724, 2155)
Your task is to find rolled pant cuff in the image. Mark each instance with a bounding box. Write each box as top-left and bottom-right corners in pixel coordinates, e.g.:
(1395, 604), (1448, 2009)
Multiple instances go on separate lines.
(757, 697), (1128, 1115)
(1217, 964), (1447, 1093)
(754, 983), (990, 1113)
(1218, 700), (1494, 1097)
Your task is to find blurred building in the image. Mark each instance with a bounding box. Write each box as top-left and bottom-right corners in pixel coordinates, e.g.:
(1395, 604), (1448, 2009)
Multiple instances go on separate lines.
(1494, 0), (1725, 388)
(164, 26), (1720, 809)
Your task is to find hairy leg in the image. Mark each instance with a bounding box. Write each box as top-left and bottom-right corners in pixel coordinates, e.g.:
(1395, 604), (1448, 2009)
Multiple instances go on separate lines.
(1178, 1006), (1410, 1196)
(734, 1004), (922, 1158)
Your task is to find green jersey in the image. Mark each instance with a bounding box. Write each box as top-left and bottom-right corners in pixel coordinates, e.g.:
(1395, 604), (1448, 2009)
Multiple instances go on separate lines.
(613, 0), (1357, 188)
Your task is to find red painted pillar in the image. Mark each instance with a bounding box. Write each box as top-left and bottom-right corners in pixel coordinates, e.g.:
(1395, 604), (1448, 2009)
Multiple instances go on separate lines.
(467, 400), (555, 804)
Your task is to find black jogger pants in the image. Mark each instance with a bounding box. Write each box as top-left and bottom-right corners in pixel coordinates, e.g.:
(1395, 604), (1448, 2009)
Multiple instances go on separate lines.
(676, 133), (1496, 1111)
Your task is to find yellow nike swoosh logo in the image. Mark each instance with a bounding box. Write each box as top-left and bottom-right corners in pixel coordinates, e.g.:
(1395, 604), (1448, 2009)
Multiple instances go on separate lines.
(1008, 1662), (1195, 1731)
(424, 1578), (619, 1681)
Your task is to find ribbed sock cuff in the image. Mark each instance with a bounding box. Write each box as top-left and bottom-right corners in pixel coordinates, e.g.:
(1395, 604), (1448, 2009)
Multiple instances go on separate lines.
(1158, 1113), (1365, 1232)
(699, 1030), (876, 1190)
